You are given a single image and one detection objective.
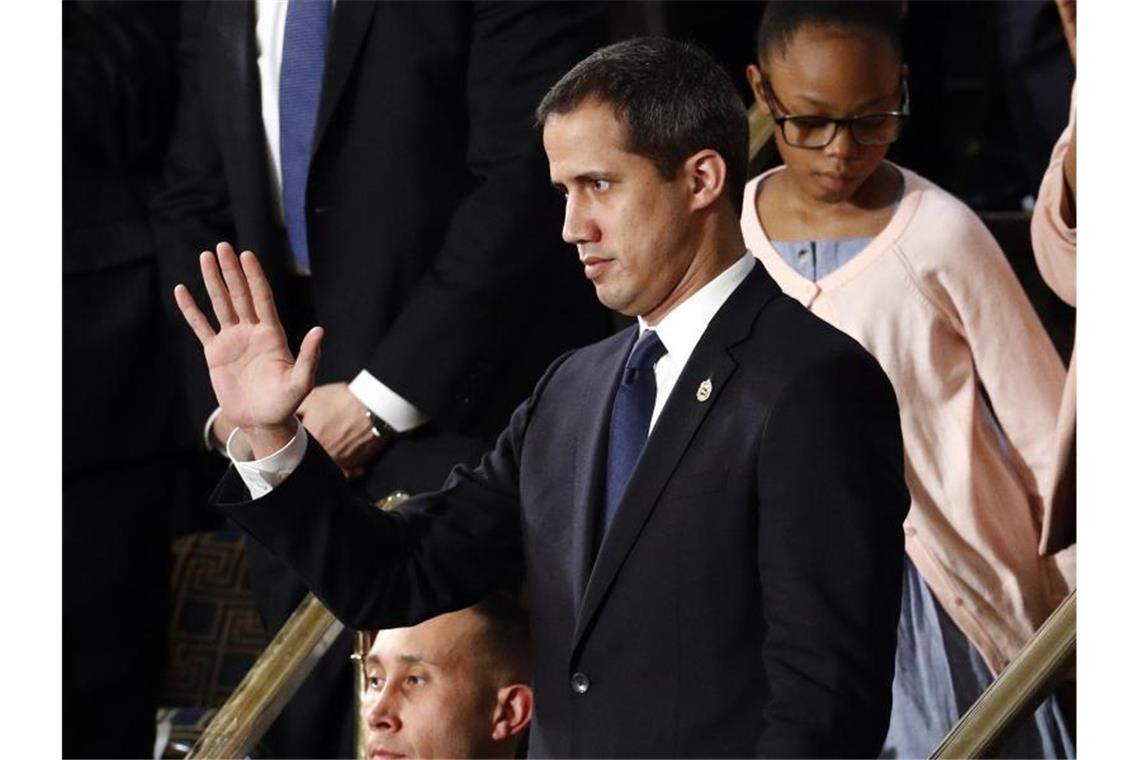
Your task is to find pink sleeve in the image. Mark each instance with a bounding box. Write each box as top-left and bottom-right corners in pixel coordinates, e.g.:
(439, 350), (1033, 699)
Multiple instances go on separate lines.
(916, 198), (1065, 514)
(1030, 84), (1076, 307)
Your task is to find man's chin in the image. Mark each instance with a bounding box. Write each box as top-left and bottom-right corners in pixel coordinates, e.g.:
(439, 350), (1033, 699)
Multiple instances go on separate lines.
(592, 286), (634, 317)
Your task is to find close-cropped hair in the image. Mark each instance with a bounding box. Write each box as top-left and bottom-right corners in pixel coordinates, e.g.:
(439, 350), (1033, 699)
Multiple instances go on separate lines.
(756, 1), (905, 64)
(536, 37), (749, 214)
(472, 589), (531, 683)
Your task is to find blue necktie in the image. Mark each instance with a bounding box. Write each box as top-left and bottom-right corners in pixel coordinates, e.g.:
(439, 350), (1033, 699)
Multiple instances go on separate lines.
(280, 0), (332, 272)
(604, 330), (668, 534)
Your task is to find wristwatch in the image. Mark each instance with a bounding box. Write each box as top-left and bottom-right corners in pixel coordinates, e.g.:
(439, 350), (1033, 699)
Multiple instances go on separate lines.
(366, 409), (399, 440)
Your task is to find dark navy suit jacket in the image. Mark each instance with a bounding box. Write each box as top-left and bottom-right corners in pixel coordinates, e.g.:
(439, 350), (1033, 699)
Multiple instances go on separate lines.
(218, 264), (911, 758)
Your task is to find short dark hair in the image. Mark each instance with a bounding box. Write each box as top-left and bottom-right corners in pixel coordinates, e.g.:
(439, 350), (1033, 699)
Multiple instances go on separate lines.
(472, 589), (531, 684)
(756, 1), (904, 64)
(536, 38), (749, 214)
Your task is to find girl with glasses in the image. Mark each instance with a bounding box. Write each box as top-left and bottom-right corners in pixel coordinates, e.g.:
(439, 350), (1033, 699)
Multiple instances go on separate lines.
(739, 3), (1074, 757)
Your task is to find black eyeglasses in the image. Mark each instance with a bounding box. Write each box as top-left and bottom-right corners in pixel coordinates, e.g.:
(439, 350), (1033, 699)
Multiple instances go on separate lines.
(761, 78), (910, 149)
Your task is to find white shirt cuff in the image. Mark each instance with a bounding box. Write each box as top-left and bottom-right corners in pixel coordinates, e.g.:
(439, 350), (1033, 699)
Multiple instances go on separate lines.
(348, 371), (429, 433)
(204, 407), (226, 456)
(227, 421), (309, 499)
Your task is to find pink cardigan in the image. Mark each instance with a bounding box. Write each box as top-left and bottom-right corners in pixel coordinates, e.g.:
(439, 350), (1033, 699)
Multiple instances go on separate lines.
(741, 165), (1074, 675)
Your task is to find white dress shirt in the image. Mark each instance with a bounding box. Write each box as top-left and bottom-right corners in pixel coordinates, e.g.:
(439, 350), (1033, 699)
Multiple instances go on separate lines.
(638, 251), (755, 433)
(204, 0), (426, 453)
(230, 251), (756, 498)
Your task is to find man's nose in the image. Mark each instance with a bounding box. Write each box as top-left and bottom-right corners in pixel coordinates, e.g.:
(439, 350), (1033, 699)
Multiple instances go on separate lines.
(364, 689), (402, 732)
(562, 195), (600, 245)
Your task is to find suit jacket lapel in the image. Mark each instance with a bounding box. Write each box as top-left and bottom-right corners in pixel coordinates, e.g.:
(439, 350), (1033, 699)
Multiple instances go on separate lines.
(567, 328), (637, 609)
(572, 265), (783, 655)
(313, 0), (376, 155)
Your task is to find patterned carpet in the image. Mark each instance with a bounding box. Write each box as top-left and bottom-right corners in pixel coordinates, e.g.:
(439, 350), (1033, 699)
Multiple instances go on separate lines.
(161, 530), (269, 708)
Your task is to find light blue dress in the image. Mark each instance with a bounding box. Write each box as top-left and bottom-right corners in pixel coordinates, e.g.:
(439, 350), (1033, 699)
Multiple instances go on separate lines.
(769, 231), (1074, 760)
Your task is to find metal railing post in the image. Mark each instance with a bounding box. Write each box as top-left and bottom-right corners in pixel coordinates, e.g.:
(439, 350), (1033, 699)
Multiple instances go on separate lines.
(189, 491), (412, 759)
(930, 591), (1076, 759)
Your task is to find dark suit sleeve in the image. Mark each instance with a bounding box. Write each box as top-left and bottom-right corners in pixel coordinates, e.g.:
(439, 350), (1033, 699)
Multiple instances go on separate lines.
(213, 350), (573, 630)
(363, 2), (606, 427)
(149, 1), (238, 434)
(753, 349), (909, 758)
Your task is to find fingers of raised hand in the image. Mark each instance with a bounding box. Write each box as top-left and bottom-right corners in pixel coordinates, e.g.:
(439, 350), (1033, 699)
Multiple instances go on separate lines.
(239, 249), (283, 326)
(217, 242), (259, 324)
(292, 326), (325, 394)
(200, 248), (238, 327)
(174, 284), (217, 347)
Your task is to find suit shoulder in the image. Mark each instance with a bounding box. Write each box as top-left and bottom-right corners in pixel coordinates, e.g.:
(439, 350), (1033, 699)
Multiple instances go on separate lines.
(754, 295), (877, 367)
(525, 325), (631, 394)
(744, 294), (895, 400)
(553, 325), (635, 370)
(741, 298), (903, 476)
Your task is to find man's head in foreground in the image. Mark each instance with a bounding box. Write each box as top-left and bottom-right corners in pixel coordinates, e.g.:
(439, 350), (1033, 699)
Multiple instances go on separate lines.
(362, 593), (532, 759)
(536, 38), (750, 325)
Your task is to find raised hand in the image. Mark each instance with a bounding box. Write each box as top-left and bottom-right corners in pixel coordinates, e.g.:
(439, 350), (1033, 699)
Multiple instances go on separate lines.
(174, 242), (324, 458)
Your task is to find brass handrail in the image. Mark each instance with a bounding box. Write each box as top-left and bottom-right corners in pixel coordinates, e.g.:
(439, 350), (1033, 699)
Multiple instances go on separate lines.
(188, 594), (344, 758)
(188, 490), (412, 760)
(930, 590), (1076, 759)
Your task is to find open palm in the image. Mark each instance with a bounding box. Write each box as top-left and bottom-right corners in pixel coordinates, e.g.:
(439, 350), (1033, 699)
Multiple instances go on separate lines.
(175, 243), (323, 433)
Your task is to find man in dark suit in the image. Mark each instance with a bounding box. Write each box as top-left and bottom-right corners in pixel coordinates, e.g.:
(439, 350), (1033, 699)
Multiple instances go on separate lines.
(63, 4), (194, 756)
(151, 2), (609, 755)
(175, 39), (909, 757)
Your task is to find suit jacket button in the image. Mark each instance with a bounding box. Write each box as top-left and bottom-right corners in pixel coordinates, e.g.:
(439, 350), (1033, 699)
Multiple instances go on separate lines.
(570, 672), (590, 694)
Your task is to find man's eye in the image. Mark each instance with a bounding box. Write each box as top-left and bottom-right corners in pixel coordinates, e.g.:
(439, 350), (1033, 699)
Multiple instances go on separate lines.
(592, 179), (611, 191)
(367, 674), (385, 691)
(405, 674), (425, 687)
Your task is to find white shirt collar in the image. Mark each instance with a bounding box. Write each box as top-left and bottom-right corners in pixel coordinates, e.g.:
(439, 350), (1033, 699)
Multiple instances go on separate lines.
(637, 252), (755, 364)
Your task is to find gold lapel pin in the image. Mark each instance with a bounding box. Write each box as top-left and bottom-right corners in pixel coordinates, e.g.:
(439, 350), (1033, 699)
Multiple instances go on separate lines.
(696, 378), (713, 402)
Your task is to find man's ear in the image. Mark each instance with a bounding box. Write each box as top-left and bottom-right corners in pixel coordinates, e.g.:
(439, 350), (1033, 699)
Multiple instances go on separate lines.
(490, 683), (534, 742)
(745, 64), (768, 113)
(685, 149), (728, 212)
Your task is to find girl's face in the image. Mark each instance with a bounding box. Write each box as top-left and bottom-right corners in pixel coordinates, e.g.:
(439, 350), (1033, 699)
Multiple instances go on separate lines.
(747, 24), (905, 205)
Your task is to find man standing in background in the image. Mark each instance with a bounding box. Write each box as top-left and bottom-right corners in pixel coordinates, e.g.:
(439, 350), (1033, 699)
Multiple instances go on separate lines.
(63, 3), (192, 756)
